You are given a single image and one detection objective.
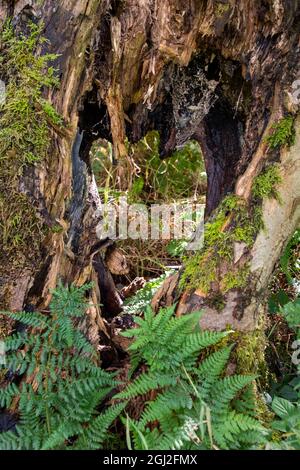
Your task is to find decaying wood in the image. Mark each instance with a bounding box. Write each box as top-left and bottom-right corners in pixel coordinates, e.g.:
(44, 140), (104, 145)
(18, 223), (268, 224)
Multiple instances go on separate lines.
(120, 277), (146, 300)
(105, 246), (129, 276)
(93, 254), (123, 318)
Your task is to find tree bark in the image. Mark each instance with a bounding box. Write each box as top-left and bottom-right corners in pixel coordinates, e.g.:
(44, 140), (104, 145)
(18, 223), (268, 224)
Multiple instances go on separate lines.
(0, 0), (299, 351)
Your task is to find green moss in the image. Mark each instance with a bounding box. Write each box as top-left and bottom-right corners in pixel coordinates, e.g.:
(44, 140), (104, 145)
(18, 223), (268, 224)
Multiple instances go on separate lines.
(207, 292), (226, 311)
(235, 323), (267, 376)
(204, 211), (228, 247)
(215, 2), (230, 17)
(266, 116), (295, 149)
(180, 195), (262, 294)
(252, 205), (264, 232)
(51, 224), (64, 234)
(221, 265), (250, 293)
(180, 253), (218, 294)
(0, 21), (62, 265)
(252, 164), (282, 201)
(40, 99), (64, 127)
(234, 319), (274, 423)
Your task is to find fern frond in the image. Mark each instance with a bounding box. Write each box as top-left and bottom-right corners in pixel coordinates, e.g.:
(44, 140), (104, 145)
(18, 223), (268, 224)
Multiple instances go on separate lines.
(212, 410), (266, 449)
(74, 402), (126, 450)
(0, 429), (22, 450)
(116, 373), (175, 399)
(151, 304), (177, 332)
(197, 346), (233, 399)
(42, 422), (82, 450)
(4, 331), (28, 351)
(162, 310), (203, 343)
(0, 383), (19, 407)
(49, 281), (92, 318)
(0, 310), (47, 328)
(0, 424), (45, 450)
(140, 387), (193, 427)
(211, 375), (256, 415)
(178, 330), (230, 362)
(155, 417), (200, 450)
(233, 384), (257, 416)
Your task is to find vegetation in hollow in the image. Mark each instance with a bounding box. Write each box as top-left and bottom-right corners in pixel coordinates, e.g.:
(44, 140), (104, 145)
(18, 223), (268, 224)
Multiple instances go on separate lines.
(92, 132), (206, 204)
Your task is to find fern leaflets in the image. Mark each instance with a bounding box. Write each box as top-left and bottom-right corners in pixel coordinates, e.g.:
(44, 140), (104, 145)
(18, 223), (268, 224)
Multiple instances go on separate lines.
(0, 282), (119, 450)
(0, 284), (278, 450)
(121, 304), (267, 450)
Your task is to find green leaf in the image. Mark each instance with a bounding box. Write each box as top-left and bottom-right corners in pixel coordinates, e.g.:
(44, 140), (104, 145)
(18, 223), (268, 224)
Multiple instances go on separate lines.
(272, 396), (296, 418)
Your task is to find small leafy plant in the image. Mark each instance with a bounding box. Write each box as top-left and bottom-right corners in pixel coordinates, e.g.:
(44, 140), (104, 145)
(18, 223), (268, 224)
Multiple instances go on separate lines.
(266, 116), (295, 149)
(269, 396), (300, 450)
(280, 230), (300, 288)
(252, 164), (282, 201)
(268, 229), (300, 313)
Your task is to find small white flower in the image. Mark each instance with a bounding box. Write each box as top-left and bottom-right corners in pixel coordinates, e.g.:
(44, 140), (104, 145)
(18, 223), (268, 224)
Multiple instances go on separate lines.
(292, 279), (300, 294)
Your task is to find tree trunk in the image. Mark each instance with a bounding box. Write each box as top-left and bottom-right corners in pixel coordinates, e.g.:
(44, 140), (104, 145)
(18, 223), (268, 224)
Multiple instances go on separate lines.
(0, 0), (299, 354)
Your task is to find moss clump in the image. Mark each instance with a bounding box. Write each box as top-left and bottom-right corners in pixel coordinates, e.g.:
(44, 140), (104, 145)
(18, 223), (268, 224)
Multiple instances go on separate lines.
(181, 253), (218, 294)
(207, 292), (226, 311)
(221, 265), (250, 293)
(51, 224), (64, 234)
(180, 195), (263, 294)
(266, 116), (295, 149)
(0, 21), (62, 265)
(234, 320), (274, 423)
(252, 164), (282, 201)
(235, 324), (267, 377)
(215, 2), (230, 17)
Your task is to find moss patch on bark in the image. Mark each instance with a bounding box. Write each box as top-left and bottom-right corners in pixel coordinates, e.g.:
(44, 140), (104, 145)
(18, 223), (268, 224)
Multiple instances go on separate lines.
(0, 21), (62, 268)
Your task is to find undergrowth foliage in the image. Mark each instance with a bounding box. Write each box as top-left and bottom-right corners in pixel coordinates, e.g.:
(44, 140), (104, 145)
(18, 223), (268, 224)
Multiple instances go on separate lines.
(268, 298), (300, 450)
(123, 272), (172, 315)
(0, 283), (124, 450)
(0, 284), (299, 450)
(119, 306), (267, 450)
